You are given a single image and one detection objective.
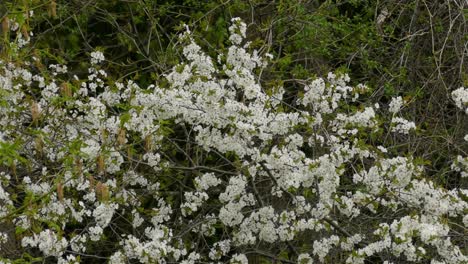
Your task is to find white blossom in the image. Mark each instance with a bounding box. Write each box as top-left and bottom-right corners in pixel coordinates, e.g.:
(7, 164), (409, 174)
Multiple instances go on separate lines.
(452, 87), (468, 113)
(90, 51), (105, 65)
(21, 229), (68, 257)
(391, 117), (416, 134)
(230, 253), (248, 264)
(389, 96), (404, 113)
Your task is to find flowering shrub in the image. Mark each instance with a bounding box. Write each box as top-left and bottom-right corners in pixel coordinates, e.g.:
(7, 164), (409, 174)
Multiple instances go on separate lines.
(0, 17), (467, 263)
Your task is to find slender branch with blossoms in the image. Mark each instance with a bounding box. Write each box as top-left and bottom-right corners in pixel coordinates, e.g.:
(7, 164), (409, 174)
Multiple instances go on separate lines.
(0, 17), (466, 264)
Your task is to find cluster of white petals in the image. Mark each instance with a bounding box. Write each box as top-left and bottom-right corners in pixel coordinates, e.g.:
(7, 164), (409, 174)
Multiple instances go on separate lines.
(90, 51), (105, 65)
(391, 117), (416, 134)
(389, 96), (404, 113)
(452, 87), (468, 114)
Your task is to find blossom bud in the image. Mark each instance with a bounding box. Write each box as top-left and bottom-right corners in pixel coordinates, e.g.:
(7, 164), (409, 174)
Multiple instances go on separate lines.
(101, 184), (109, 201)
(49, 0), (57, 18)
(21, 25), (29, 39)
(144, 134), (152, 152)
(34, 136), (44, 157)
(88, 175), (95, 191)
(95, 181), (102, 194)
(1, 17), (9, 37)
(117, 128), (126, 146)
(60, 82), (72, 97)
(57, 182), (64, 202)
(96, 182), (109, 202)
(96, 155), (105, 175)
(31, 101), (41, 123)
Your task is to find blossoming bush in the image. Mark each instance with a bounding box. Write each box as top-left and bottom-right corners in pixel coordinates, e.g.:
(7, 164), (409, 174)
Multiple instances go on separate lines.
(0, 17), (467, 263)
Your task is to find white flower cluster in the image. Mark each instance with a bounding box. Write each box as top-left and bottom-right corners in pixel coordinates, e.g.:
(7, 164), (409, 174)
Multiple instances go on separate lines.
(353, 157), (418, 194)
(389, 96), (404, 113)
(230, 253), (248, 264)
(0, 17), (466, 264)
(181, 191), (208, 216)
(21, 229), (68, 257)
(451, 87), (468, 179)
(93, 202), (118, 227)
(334, 107), (377, 132)
(355, 215), (468, 263)
(90, 51), (105, 65)
(182, 174), (222, 216)
(0, 176), (13, 218)
(0, 232), (9, 249)
(300, 73), (357, 116)
(391, 116), (416, 134)
(298, 253), (313, 264)
(219, 175), (256, 226)
(228, 17), (247, 45)
(49, 64), (68, 75)
(194, 173), (221, 191)
(452, 155), (468, 178)
(208, 240), (230, 260)
(387, 96), (416, 134)
(452, 87), (468, 114)
(313, 235), (340, 262)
